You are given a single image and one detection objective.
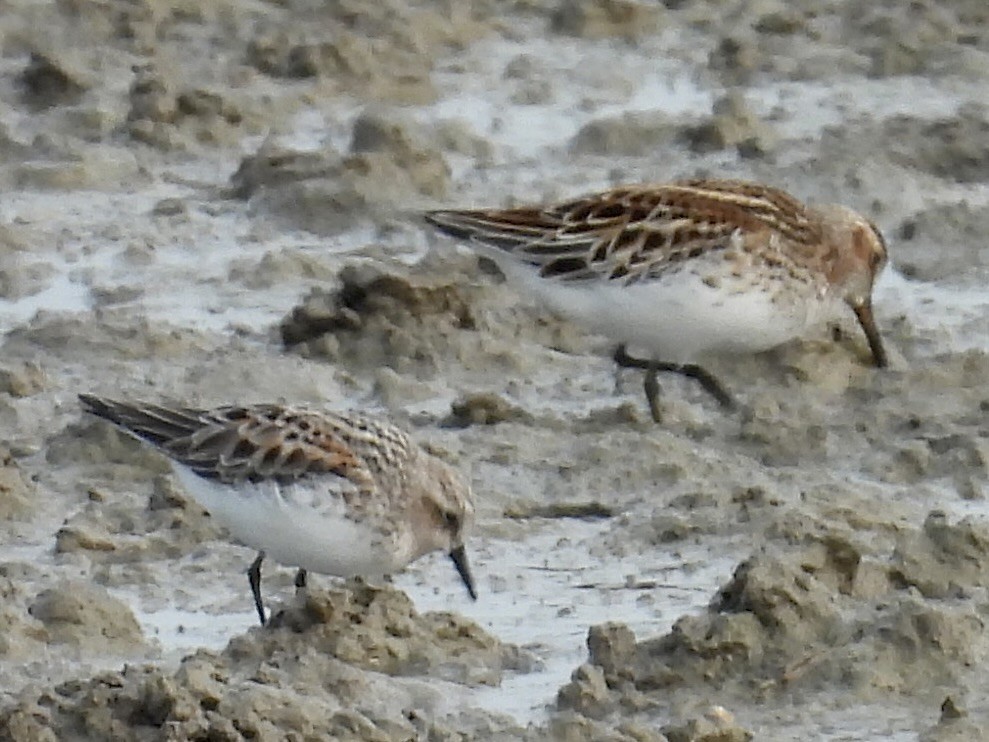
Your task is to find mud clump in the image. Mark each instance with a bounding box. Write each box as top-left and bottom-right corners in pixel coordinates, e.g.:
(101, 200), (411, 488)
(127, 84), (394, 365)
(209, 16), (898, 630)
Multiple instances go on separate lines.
(839, 2), (989, 78)
(556, 516), (989, 732)
(659, 551), (979, 695)
(242, 0), (492, 104)
(446, 392), (535, 427)
(662, 707), (753, 742)
(0, 363), (45, 398)
(279, 253), (583, 390)
(126, 66), (247, 151)
(0, 449), (34, 520)
(247, 33), (439, 104)
(0, 576), (48, 658)
(681, 92), (776, 158)
(881, 105), (989, 183)
(231, 109), (449, 235)
(556, 624), (635, 719)
(0, 581), (528, 741)
(0, 256), (55, 302)
(570, 112), (678, 157)
(569, 93), (775, 160)
(891, 511), (989, 599)
(626, 553), (841, 691)
(28, 581), (145, 654)
(2, 311), (209, 365)
(18, 52), (87, 109)
(281, 254), (521, 386)
(551, 0), (662, 40)
(894, 201), (989, 282)
(265, 580), (531, 686)
(922, 696), (986, 742)
(280, 261), (476, 372)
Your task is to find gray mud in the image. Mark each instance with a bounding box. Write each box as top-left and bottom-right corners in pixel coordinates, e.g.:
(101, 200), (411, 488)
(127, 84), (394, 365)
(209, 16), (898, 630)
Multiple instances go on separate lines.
(1, 0), (989, 740)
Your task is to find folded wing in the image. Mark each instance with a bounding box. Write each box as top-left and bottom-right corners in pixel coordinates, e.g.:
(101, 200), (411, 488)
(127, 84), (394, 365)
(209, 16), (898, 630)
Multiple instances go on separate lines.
(78, 394), (376, 491)
(425, 179), (820, 285)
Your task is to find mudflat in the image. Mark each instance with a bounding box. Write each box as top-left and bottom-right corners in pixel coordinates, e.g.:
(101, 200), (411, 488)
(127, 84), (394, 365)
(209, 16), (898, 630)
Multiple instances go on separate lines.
(1, 1), (988, 739)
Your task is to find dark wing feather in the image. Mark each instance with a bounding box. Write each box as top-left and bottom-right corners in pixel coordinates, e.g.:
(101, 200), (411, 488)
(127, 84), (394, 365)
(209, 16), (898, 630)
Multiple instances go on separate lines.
(425, 179), (822, 284)
(79, 394), (373, 488)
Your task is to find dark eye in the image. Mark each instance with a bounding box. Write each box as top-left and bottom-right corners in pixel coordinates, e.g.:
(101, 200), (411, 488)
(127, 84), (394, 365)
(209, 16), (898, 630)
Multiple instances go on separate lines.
(443, 511), (460, 530)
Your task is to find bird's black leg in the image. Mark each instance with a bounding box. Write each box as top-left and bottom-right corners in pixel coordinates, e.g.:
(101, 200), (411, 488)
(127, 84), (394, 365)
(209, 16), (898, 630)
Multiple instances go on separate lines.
(676, 364), (735, 409)
(616, 345), (664, 422)
(294, 568), (307, 590)
(613, 344), (648, 370)
(644, 361), (662, 423)
(248, 551), (266, 626)
(613, 344), (735, 414)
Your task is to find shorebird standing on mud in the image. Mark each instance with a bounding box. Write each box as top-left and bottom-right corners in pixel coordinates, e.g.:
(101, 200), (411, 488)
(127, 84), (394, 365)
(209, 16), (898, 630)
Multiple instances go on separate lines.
(80, 394), (477, 625)
(426, 178), (889, 421)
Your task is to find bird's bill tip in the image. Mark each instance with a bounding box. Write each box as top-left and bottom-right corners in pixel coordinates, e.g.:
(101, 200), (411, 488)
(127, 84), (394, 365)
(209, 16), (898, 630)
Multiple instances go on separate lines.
(448, 545), (478, 601)
(850, 299), (888, 368)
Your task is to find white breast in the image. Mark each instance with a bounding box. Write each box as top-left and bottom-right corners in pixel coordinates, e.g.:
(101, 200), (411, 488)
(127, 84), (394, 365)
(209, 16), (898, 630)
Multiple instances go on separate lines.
(492, 254), (835, 363)
(171, 465), (406, 578)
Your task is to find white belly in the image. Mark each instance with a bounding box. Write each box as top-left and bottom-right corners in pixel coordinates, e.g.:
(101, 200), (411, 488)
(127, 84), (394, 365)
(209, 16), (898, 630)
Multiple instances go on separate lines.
(494, 257), (835, 363)
(172, 465), (404, 578)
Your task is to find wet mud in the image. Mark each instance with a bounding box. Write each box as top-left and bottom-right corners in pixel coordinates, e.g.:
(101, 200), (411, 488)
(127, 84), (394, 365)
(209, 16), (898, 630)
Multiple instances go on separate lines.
(1, 0), (989, 739)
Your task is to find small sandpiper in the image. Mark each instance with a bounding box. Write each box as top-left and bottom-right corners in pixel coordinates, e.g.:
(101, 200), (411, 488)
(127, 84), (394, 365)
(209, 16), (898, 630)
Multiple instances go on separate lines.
(80, 394), (477, 625)
(426, 178), (888, 421)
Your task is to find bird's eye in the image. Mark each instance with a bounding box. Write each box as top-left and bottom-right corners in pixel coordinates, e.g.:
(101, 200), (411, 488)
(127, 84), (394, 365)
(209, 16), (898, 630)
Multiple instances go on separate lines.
(443, 511), (460, 530)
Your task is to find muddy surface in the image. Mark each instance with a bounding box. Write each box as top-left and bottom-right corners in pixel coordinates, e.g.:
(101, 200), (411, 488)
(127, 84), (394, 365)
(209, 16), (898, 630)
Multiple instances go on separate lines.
(1, 0), (988, 739)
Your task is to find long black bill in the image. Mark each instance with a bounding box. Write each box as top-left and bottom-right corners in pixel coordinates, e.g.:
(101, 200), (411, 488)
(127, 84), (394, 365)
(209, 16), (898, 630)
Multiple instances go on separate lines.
(852, 300), (888, 369)
(449, 545), (478, 601)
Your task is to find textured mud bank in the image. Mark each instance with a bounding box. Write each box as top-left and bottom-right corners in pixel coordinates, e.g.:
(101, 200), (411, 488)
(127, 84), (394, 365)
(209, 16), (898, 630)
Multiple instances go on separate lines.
(1, 0), (988, 740)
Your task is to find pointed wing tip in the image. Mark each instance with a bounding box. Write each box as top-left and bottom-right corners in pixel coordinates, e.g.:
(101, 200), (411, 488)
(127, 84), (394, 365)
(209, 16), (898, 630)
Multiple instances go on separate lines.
(423, 208), (464, 226)
(78, 393), (110, 415)
(78, 394), (136, 429)
(422, 209), (477, 241)
(422, 208), (454, 223)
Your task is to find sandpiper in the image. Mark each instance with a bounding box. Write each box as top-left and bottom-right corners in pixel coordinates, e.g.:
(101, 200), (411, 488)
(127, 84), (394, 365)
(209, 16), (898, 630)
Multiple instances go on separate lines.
(425, 178), (888, 421)
(79, 394), (477, 624)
